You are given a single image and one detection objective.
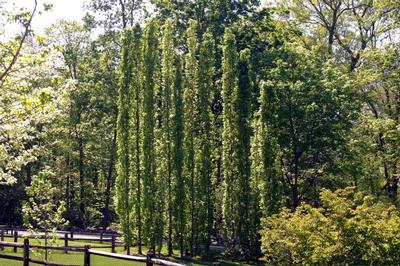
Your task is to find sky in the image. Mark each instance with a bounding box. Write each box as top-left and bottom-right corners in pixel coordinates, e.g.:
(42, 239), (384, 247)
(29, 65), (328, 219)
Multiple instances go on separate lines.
(9, 0), (86, 33)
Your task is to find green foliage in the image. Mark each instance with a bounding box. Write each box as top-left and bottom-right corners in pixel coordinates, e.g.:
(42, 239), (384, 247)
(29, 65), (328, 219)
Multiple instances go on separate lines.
(344, 46), (400, 199)
(261, 187), (400, 265)
(221, 27), (241, 255)
(196, 30), (215, 254)
(2, 1), (400, 264)
(116, 28), (134, 248)
(172, 55), (185, 256)
(264, 43), (360, 209)
(141, 18), (159, 250)
(277, 0), (400, 70)
(129, 23), (143, 253)
(222, 29), (259, 258)
(234, 49), (253, 258)
(160, 18), (175, 255)
(87, 0), (145, 30)
(251, 81), (281, 218)
(23, 168), (67, 230)
(184, 19), (199, 255)
(0, 40), (53, 185)
(151, 0), (260, 42)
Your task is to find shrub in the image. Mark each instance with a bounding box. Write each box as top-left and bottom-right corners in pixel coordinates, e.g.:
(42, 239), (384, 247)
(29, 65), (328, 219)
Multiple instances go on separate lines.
(260, 187), (400, 265)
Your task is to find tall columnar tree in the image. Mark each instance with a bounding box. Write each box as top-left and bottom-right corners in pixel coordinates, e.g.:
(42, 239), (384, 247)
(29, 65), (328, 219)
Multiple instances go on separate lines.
(249, 82), (281, 258)
(196, 30), (215, 255)
(221, 27), (239, 254)
(184, 19), (199, 256)
(116, 28), (133, 254)
(160, 18), (175, 256)
(235, 48), (253, 257)
(249, 115), (263, 257)
(172, 55), (185, 257)
(257, 83), (281, 215)
(222, 28), (255, 257)
(129, 24), (143, 255)
(141, 19), (159, 251)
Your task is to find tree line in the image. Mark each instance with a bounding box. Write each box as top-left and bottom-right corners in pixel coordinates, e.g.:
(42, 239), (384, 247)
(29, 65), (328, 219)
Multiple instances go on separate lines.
(114, 18), (261, 258)
(0, 0), (399, 263)
(113, 2), (363, 257)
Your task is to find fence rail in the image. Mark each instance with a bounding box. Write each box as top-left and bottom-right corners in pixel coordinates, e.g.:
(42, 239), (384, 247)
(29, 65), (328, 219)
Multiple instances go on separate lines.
(86, 249), (186, 266)
(0, 239), (80, 266)
(0, 225), (120, 237)
(0, 229), (122, 254)
(0, 253), (23, 261)
(0, 241), (86, 251)
(1, 231), (121, 242)
(28, 257), (79, 266)
(0, 239), (187, 266)
(87, 249), (147, 262)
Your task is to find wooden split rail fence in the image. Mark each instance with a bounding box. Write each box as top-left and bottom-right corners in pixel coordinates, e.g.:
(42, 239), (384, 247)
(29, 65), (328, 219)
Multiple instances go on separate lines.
(0, 229), (122, 253)
(0, 239), (187, 266)
(0, 239), (80, 266)
(85, 249), (186, 266)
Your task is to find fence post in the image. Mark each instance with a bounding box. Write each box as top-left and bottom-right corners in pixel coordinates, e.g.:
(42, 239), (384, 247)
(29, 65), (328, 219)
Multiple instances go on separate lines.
(111, 234), (116, 253)
(146, 252), (154, 266)
(0, 229), (4, 251)
(100, 231), (103, 244)
(84, 245), (91, 266)
(44, 230), (48, 262)
(13, 230), (18, 252)
(64, 233), (68, 254)
(70, 229), (74, 239)
(23, 238), (29, 266)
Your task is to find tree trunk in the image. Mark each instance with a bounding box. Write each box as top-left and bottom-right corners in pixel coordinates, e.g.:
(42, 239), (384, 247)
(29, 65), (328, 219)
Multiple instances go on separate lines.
(190, 136), (195, 256)
(167, 113), (173, 256)
(135, 100), (142, 255)
(103, 128), (117, 230)
(291, 147), (303, 210)
(66, 155), (71, 210)
(78, 136), (85, 228)
(26, 163), (32, 187)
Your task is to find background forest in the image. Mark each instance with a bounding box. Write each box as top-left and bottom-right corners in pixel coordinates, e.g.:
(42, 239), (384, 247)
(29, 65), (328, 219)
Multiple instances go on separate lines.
(1, 0), (400, 264)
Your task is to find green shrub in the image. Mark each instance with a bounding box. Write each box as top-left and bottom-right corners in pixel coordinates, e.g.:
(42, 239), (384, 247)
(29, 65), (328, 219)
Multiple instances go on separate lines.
(260, 187), (400, 265)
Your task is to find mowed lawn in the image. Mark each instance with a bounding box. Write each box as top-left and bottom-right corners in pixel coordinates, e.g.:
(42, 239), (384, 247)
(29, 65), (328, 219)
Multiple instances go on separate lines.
(0, 237), (256, 266)
(0, 236), (144, 266)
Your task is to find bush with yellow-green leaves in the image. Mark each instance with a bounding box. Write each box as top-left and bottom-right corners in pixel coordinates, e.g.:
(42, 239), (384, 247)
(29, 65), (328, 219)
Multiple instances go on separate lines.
(261, 187), (400, 265)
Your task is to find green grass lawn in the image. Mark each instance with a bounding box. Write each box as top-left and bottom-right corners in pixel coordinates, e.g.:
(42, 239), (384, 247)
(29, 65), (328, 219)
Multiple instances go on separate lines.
(0, 237), (261, 266)
(0, 237), (144, 266)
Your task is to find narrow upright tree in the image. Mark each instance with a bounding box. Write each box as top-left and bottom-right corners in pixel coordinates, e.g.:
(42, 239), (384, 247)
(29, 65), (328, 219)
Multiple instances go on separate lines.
(184, 19), (199, 256)
(222, 27), (239, 253)
(236, 48), (253, 258)
(129, 24), (143, 255)
(141, 19), (159, 251)
(196, 30), (215, 255)
(258, 83), (281, 215)
(249, 81), (281, 257)
(221, 36), (258, 260)
(116, 28), (133, 254)
(172, 55), (185, 257)
(160, 18), (175, 256)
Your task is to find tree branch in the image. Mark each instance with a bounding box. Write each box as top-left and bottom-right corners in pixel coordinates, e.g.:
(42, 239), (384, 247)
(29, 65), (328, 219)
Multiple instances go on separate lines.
(0, 0), (38, 84)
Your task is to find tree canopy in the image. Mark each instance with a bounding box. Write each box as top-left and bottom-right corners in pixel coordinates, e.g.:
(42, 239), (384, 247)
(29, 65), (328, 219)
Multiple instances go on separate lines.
(1, 0), (400, 263)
